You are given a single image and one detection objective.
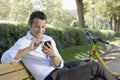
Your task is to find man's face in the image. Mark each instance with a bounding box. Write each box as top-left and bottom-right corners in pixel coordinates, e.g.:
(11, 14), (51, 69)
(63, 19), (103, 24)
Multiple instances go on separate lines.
(30, 18), (46, 38)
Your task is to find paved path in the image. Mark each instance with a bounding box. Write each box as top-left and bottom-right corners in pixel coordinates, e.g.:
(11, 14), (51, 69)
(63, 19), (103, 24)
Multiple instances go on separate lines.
(106, 51), (120, 73)
(102, 39), (120, 74)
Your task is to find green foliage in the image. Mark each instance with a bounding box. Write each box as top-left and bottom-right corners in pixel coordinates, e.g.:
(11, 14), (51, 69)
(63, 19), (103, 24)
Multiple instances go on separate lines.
(0, 0), (74, 28)
(0, 0), (34, 21)
(116, 32), (120, 37)
(70, 19), (79, 27)
(45, 27), (116, 49)
(32, 0), (74, 27)
(0, 24), (116, 58)
(84, 0), (120, 31)
(0, 24), (28, 58)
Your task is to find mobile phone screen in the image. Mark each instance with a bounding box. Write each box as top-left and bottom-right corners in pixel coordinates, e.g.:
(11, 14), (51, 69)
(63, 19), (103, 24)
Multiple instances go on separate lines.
(44, 41), (51, 48)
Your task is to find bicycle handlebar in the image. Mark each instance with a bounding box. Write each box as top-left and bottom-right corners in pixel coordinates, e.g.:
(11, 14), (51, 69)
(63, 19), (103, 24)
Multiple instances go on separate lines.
(85, 31), (109, 44)
(97, 37), (109, 44)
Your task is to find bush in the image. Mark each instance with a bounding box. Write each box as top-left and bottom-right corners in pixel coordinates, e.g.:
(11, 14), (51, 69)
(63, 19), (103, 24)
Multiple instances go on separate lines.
(0, 24), (28, 58)
(116, 32), (120, 37)
(0, 24), (116, 58)
(45, 27), (116, 49)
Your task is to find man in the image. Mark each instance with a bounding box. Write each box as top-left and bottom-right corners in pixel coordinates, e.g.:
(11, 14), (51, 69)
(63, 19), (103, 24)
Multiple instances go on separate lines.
(1, 11), (117, 80)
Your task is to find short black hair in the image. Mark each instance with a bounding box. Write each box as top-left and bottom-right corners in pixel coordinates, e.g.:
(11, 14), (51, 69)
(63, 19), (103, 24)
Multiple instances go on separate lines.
(29, 11), (47, 24)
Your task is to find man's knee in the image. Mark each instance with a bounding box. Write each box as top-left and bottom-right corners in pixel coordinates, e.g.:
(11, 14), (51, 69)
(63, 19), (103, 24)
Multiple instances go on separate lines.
(64, 60), (82, 68)
(91, 62), (103, 68)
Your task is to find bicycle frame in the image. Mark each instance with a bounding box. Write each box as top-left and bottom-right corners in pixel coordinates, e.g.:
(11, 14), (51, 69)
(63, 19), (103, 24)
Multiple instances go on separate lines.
(85, 31), (120, 78)
(90, 43), (109, 69)
(89, 38), (120, 77)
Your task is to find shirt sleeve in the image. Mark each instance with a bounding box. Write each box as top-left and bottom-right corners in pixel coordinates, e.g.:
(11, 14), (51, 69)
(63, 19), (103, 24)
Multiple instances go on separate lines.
(1, 38), (24, 63)
(50, 37), (64, 68)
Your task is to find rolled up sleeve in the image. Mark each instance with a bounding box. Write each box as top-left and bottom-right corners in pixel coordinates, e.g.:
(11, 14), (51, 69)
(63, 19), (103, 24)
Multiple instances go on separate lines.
(1, 39), (24, 63)
(1, 50), (20, 63)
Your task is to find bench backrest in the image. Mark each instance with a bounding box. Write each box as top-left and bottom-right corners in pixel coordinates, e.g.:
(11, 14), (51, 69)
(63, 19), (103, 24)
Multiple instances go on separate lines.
(0, 62), (34, 80)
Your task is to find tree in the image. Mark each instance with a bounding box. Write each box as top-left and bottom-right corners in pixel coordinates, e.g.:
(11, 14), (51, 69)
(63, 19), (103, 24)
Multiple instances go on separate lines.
(76, 0), (85, 28)
(106, 0), (120, 32)
(96, 0), (120, 32)
(82, 0), (120, 32)
(32, 0), (74, 27)
(0, 0), (34, 22)
(0, 0), (11, 19)
(0, 0), (74, 27)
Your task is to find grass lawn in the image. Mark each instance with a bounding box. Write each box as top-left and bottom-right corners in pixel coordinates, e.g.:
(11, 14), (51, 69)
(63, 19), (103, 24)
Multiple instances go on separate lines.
(59, 43), (106, 62)
(59, 39), (120, 62)
(109, 39), (120, 46)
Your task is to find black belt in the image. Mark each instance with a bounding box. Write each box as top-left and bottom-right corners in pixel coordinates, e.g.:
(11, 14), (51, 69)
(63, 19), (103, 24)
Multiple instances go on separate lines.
(44, 69), (58, 80)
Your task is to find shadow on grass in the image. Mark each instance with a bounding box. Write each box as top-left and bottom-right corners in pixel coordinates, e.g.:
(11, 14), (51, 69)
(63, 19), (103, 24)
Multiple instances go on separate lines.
(59, 43), (106, 62)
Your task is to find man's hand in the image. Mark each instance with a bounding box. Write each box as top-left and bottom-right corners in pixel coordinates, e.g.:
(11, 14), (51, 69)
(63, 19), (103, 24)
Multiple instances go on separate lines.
(42, 42), (55, 58)
(30, 38), (43, 50)
(42, 42), (61, 67)
(14, 38), (43, 60)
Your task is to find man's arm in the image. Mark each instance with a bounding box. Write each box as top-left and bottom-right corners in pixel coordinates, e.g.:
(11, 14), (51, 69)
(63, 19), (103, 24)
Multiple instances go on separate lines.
(15, 39), (42, 60)
(42, 43), (62, 67)
(50, 55), (61, 67)
(14, 47), (32, 60)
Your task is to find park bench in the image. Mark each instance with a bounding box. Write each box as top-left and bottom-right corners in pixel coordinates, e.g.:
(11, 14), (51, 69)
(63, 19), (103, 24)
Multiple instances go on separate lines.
(0, 62), (34, 80)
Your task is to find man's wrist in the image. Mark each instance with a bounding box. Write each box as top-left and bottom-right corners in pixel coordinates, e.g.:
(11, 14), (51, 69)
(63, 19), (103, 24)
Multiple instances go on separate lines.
(28, 47), (33, 51)
(50, 55), (56, 60)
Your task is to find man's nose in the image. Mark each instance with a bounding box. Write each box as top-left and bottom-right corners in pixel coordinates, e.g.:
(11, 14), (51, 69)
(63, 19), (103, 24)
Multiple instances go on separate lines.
(38, 28), (42, 33)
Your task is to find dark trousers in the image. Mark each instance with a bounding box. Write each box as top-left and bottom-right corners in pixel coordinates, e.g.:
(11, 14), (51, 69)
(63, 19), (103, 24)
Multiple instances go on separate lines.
(45, 60), (117, 80)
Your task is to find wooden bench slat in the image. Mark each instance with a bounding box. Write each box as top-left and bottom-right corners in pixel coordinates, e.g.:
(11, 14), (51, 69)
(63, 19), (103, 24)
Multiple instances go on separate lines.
(0, 62), (24, 74)
(0, 69), (30, 80)
(0, 62), (35, 80)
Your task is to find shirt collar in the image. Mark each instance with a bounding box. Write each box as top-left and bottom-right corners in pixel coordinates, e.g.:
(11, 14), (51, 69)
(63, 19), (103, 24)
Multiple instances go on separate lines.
(25, 31), (36, 40)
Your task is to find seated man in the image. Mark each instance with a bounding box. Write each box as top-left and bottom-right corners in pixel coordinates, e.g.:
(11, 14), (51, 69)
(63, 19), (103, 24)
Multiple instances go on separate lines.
(1, 11), (117, 80)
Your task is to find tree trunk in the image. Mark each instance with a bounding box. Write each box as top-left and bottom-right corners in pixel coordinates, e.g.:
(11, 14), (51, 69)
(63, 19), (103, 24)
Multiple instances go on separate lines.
(76, 0), (85, 28)
(109, 17), (113, 30)
(113, 14), (117, 32)
(116, 18), (120, 32)
(113, 14), (120, 32)
(118, 18), (120, 33)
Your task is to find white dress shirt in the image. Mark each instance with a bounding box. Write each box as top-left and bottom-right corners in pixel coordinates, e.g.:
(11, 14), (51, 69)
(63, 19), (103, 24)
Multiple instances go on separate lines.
(1, 31), (64, 80)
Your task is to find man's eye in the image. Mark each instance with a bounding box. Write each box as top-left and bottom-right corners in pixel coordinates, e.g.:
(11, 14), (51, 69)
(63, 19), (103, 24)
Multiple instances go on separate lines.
(42, 26), (45, 28)
(35, 26), (39, 28)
